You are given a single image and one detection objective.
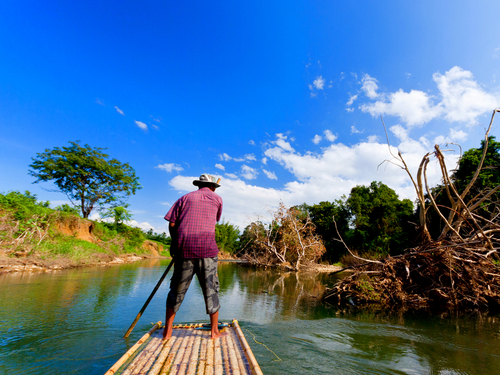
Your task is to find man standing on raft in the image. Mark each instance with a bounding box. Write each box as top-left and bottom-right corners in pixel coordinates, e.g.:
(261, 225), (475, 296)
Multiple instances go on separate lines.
(163, 173), (227, 340)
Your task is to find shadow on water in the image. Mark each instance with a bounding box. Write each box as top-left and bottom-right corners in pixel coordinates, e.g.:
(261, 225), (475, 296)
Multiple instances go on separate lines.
(1, 259), (499, 374)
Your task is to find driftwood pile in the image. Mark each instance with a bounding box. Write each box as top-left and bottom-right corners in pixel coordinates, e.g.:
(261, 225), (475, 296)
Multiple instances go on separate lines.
(324, 239), (500, 310)
(324, 109), (500, 311)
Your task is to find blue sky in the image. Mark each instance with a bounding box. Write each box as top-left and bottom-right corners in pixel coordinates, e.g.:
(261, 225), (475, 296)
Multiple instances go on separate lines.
(1, 1), (500, 232)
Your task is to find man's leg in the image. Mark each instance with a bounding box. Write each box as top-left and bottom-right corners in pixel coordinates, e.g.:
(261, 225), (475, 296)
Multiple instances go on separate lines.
(197, 257), (228, 339)
(163, 307), (176, 340)
(163, 259), (194, 341)
(209, 310), (228, 339)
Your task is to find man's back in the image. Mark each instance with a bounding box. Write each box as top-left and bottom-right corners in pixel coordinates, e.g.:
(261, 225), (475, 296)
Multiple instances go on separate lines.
(165, 187), (222, 258)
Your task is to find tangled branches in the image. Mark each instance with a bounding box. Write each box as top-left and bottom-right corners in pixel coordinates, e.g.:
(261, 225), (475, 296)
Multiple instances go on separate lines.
(324, 239), (500, 310)
(324, 109), (500, 311)
(243, 203), (326, 270)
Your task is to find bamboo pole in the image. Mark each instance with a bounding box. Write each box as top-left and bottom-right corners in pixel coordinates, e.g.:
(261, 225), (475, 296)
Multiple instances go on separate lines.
(122, 335), (162, 375)
(124, 259), (175, 338)
(176, 329), (196, 374)
(139, 335), (164, 374)
(205, 335), (215, 375)
(169, 327), (192, 374)
(148, 334), (179, 375)
(230, 330), (247, 375)
(233, 320), (264, 375)
(160, 329), (188, 375)
(104, 321), (161, 375)
(196, 333), (208, 375)
(186, 330), (203, 375)
(221, 334), (231, 375)
(225, 330), (241, 375)
(214, 335), (223, 375)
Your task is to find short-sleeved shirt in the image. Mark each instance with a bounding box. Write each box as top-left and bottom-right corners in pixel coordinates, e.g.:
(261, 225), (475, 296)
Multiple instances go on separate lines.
(164, 187), (223, 259)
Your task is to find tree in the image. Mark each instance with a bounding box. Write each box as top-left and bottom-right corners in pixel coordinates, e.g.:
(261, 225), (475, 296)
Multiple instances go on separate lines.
(28, 141), (141, 218)
(102, 205), (133, 226)
(243, 204), (326, 270)
(346, 181), (415, 256)
(306, 200), (350, 262)
(215, 221), (240, 254)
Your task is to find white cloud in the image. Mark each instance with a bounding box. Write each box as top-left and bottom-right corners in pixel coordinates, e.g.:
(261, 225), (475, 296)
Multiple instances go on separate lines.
(351, 126), (362, 134)
(310, 92), (317, 98)
(241, 165), (258, 180)
(225, 173), (238, 179)
(249, 140), (255, 146)
(262, 169), (277, 180)
(324, 130), (337, 142)
(346, 108), (354, 113)
(433, 66), (500, 124)
(135, 120), (148, 130)
(262, 157), (268, 165)
(360, 67), (500, 127)
(347, 94), (358, 106)
(219, 153), (232, 161)
(156, 163), (184, 173)
(166, 127), (456, 230)
(215, 163), (225, 171)
(361, 74), (379, 99)
(245, 154), (256, 161)
(95, 98), (105, 105)
(312, 135), (322, 144)
(114, 106), (124, 115)
(152, 124), (159, 130)
(313, 76), (325, 90)
(274, 133), (295, 152)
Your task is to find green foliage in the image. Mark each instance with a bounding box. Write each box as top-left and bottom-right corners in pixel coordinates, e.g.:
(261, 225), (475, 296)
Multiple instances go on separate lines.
(215, 221), (240, 254)
(55, 203), (80, 215)
(28, 141), (141, 218)
(101, 205), (133, 225)
(144, 229), (171, 247)
(346, 181), (415, 256)
(0, 191), (52, 223)
(304, 199), (350, 262)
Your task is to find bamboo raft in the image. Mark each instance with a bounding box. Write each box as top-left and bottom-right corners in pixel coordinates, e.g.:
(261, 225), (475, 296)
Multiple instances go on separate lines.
(105, 320), (263, 375)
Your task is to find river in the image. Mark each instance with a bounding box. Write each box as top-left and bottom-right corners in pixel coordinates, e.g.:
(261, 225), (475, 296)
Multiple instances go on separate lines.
(0, 259), (499, 374)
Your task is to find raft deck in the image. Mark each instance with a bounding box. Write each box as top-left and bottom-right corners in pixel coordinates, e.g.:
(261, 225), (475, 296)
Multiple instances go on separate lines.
(106, 320), (263, 375)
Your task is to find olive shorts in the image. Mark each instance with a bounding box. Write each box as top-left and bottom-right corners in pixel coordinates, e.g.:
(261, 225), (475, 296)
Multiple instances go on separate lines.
(166, 257), (220, 315)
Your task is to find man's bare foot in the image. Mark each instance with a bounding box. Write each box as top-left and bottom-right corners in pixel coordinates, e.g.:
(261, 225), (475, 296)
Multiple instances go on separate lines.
(211, 331), (229, 340)
(162, 327), (173, 341)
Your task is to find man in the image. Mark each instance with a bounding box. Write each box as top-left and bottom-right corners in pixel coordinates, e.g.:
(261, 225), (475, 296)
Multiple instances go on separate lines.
(163, 173), (227, 340)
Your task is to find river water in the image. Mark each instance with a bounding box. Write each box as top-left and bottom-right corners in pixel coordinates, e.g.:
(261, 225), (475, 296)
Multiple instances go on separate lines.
(1, 259), (499, 374)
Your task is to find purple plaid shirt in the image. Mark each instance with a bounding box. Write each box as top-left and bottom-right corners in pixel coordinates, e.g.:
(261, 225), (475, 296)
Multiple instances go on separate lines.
(164, 187), (223, 259)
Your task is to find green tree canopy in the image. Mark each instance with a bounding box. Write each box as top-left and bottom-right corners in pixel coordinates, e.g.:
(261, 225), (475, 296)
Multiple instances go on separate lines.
(28, 141), (141, 218)
(346, 181), (415, 255)
(102, 205), (133, 225)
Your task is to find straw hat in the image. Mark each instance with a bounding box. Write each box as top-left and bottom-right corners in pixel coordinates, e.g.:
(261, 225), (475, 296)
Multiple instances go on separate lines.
(193, 173), (221, 188)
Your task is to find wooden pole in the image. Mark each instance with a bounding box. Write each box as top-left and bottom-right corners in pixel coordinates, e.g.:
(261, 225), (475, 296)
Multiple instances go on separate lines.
(232, 320), (264, 375)
(124, 259), (175, 338)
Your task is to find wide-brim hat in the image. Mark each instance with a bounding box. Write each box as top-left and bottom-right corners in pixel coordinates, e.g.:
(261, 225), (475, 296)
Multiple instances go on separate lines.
(193, 173), (221, 188)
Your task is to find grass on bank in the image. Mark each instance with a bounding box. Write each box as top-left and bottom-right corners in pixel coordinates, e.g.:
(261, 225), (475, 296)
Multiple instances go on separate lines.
(0, 190), (170, 264)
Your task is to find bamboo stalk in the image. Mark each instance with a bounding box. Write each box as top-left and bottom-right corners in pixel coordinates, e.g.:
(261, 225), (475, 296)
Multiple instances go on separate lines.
(138, 336), (164, 375)
(225, 330), (240, 375)
(104, 321), (161, 375)
(230, 330), (247, 375)
(196, 333), (208, 375)
(205, 335), (215, 375)
(233, 320), (264, 375)
(186, 330), (203, 375)
(122, 336), (162, 375)
(214, 334), (223, 375)
(160, 329), (188, 375)
(170, 327), (192, 374)
(148, 334), (179, 375)
(221, 334), (231, 375)
(176, 329), (196, 374)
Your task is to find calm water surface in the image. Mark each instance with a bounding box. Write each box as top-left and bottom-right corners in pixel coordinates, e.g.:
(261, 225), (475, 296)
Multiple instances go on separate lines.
(0, 259), (499, 374)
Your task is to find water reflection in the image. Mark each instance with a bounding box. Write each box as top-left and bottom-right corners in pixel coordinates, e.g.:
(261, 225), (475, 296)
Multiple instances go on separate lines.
(0, 260), (499, 375)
